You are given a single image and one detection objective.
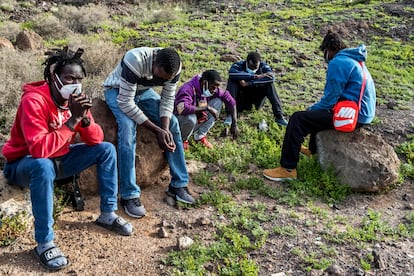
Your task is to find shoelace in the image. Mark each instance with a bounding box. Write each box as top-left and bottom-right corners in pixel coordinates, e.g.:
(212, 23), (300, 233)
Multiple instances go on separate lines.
(131, 198), (141, 207)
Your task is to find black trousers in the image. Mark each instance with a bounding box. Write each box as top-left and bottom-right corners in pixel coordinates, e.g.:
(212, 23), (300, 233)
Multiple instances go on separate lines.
(226, 80), (283, 118)
(280, 110), (334, 169)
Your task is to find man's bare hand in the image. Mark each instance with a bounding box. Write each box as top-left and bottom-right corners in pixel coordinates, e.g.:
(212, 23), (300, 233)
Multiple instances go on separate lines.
(230, 124), (239, 140)
(207, 106), (219, 120)
(156, 128), (176, 152)
(239, 80), (248, 87)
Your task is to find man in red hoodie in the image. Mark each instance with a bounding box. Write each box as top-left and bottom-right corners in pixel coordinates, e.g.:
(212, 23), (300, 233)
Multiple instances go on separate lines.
(2, 47), (132, 271)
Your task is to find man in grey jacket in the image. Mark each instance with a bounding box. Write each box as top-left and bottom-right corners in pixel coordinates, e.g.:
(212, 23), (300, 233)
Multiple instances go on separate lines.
(104, 47), (195, 219)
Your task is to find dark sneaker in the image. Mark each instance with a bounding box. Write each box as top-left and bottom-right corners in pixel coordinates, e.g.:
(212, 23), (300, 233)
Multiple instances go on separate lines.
(120, 198), (146, 218)
(275, 117), (288, 126)
(166, 186), (196, 204)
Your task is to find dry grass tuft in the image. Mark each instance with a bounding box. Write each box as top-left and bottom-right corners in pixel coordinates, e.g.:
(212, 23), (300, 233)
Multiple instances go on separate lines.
(55, 4), (110, 34)
(65, 37), (124, 98)
(31, 14), (72, 39)
(0, 48), (43, 134)
(150, 10), (179, 23)
(0, 21), (20, 42)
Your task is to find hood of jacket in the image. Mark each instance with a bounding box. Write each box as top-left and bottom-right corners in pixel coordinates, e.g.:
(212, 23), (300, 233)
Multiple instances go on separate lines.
(22, 80), (55, 106)
(334, 44), (367, 63)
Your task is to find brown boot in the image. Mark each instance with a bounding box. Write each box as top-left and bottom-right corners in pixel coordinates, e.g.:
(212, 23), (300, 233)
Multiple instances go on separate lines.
(263, 167), (297, 181)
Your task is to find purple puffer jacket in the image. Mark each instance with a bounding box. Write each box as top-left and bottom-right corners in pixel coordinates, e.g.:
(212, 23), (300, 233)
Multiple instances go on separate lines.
(174, 74), (236, 115)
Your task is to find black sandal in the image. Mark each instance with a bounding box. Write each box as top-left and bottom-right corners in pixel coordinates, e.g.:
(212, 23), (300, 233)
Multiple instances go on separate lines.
(95, 217), (133, 236)
(33, 246), (69, 271)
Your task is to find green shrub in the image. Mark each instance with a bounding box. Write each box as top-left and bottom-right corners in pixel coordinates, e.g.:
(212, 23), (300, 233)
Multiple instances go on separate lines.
(0, 212), (27, 246)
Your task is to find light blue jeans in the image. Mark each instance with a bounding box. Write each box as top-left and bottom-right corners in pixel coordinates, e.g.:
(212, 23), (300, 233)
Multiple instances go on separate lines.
(104, 88), (189, 200)
(177, 97), (223, 141)
(3, 142), (118, 244)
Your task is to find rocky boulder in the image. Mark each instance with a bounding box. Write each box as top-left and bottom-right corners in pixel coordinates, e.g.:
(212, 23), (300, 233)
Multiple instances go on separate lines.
(15, 30), (43, 51)
(0, 37), (14, 50)
(316, 128), (400, 192)
(79, 98), (169, 194)
(0, 174), (31, 219)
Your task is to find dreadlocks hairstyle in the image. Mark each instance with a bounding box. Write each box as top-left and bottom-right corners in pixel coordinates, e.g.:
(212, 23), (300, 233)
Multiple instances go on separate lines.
(319, 30), (348, 52)
(154, 48), (181, 75)
(201, 69), (222, 83)
(43, 46), (86, 83)
(247, 51), (261, 64)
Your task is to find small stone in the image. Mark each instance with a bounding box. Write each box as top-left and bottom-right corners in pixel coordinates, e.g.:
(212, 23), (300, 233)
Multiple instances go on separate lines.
(271, 273), (286, 276)
(164, 196), (176, 206)
(325, 264), (344, 275)
(326, 264), (344, 276)
(372, 250), (385, 269)
(404, 203), (413, 210)
(158, 227), (169, 238)
(197, 217), (211, 226)
(177, 236), (194, 250)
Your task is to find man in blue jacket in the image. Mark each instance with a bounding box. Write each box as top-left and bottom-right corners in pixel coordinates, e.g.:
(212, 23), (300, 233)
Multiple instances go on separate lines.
(225, 51), (288, 126)
(263, 31), (376, 181)
(174, 70), (239, 150)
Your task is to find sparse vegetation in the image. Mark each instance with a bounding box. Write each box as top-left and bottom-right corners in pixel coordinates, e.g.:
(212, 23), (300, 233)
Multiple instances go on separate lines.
(0, 212), (27, 246)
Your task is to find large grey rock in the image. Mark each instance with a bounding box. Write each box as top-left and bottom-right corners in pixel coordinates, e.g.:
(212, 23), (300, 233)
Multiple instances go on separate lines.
(316, 128), (400, 192)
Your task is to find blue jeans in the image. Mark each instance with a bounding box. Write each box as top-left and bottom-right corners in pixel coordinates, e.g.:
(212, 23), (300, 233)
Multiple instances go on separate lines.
(104, 88), (189, 200)
(3, 142), (118, 244)
(177, 97), (223, 141)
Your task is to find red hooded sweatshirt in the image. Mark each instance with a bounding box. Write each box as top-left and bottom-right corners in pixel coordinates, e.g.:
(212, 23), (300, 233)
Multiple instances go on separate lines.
(2, 80), (103, 162)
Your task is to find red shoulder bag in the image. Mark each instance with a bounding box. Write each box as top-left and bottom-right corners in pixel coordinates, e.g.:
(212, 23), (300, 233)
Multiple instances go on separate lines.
(332, 62), (367, 132)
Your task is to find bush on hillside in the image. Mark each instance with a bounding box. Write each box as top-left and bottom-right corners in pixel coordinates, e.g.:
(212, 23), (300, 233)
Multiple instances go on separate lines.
(55, 4), (110, 34)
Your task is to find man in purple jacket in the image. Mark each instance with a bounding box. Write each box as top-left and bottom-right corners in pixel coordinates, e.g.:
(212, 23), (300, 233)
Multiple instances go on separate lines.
(174, 70), (239, 150)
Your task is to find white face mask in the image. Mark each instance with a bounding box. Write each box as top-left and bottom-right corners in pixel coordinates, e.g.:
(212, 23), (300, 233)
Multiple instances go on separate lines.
(202, 82), (212, 97)
(202, 88), (212, 97)
(246, 63), (258, 74)
(54, 74), (82, 99)
(324, 50), (330, 63)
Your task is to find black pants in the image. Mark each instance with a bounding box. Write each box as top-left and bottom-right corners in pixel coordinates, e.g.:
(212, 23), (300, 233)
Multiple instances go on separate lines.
(226, 80), (283, 118)
(280, 110), (334, 169)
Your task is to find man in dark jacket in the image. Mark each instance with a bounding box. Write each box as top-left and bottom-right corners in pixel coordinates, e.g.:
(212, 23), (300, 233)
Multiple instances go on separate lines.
(225, 51), (288, 126)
